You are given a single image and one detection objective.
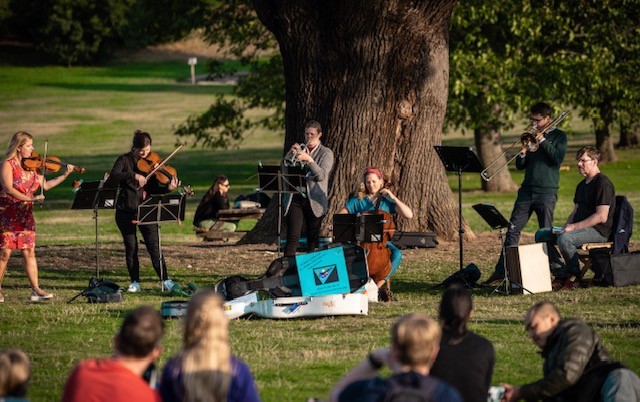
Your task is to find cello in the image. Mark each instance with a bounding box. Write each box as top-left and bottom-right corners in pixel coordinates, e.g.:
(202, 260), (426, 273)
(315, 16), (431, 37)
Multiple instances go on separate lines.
(361, 209), (396, 286)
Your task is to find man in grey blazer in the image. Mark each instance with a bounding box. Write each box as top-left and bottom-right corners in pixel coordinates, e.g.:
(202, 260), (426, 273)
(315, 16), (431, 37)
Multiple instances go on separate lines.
(283, 120), (334, 256)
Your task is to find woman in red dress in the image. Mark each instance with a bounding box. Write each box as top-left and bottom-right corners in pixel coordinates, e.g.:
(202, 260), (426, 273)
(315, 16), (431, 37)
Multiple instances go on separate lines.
(0, 131), (75, 302)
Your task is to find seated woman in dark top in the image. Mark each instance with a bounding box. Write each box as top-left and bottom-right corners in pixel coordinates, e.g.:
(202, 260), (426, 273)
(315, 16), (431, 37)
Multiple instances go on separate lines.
(193, 175), (236, 232)
(430, 285), (495, 402)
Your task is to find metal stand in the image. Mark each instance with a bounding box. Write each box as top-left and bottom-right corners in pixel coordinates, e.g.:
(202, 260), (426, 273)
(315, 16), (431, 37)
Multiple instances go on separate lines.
(434, 146), (483, 287)
(136, 193), (187, 291)
(258, 164), (306, 257)
(472, 203), (530, 295)
(70, 179), (117, 279)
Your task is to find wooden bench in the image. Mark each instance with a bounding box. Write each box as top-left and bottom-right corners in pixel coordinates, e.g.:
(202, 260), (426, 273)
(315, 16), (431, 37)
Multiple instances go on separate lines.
(195, 207), (265, 242)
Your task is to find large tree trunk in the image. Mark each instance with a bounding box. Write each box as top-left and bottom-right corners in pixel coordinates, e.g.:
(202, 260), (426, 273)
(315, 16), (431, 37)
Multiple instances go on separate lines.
(618, 120), (640, 149)
(595, 100), (618, 164)
(474, 127), (519, 192)
(243, 0), (466, 244)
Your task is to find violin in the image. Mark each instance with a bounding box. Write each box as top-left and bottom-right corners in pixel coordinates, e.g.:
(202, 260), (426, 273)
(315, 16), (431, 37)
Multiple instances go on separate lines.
(136, 152), (178, 185)
(22, 152), (86, 174)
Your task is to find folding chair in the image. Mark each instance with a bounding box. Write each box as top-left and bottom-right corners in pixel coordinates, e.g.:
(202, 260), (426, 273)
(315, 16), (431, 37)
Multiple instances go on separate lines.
(576, 195), (633, 286)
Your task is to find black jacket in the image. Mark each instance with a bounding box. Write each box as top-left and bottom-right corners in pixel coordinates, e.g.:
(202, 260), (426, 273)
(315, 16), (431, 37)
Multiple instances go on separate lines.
(519, 318), (613, 401)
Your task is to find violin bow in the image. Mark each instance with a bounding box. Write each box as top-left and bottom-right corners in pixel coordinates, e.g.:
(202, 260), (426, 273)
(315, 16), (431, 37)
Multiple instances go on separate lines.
(38, 139), (49, 205)
(145, 144), (183, 180)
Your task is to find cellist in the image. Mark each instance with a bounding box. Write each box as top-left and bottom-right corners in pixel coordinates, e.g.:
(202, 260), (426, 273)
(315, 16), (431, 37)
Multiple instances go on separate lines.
(338, 167), (413, 302)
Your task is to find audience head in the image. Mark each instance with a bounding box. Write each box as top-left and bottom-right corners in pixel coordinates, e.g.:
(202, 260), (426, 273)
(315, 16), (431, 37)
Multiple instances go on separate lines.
(525, 301), (561, 348)
(114, 306), (164, 358)
(391, 313), (441, 369)
(0, 348), (31, 398)
(439, 284), (473, 338)
(181, 289), (232, 402)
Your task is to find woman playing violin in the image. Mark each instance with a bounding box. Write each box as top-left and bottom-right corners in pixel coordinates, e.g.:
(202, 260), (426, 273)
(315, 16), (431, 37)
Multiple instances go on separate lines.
(107, 130), (178, 293)
(193, 175), (237, 232)
(0, 131), (75, 302)
(338, 167), (413, 302)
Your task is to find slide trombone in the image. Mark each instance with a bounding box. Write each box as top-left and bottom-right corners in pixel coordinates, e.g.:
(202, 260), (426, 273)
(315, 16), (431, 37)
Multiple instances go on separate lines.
(481, 110), (571, 181)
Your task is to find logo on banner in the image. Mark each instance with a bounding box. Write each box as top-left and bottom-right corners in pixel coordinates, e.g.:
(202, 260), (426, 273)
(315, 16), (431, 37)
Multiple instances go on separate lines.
(314, 265), (338, 285)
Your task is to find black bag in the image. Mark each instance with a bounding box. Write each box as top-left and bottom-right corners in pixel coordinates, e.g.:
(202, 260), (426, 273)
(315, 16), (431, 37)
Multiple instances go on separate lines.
(68, 278), (124, 303)
(432, 264), (481, 290)
(592, 250), (640, 287)
(391, 231), (438, 249)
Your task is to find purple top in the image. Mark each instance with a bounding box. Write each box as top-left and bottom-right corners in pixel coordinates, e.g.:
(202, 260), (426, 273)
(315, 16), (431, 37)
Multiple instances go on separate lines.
(160, 355), (260, 402)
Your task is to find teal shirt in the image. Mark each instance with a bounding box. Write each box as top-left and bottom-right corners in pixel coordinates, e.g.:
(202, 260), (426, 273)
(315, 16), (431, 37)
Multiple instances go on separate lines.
(515, 128), (567, 194)
(344, 196), (396, 215)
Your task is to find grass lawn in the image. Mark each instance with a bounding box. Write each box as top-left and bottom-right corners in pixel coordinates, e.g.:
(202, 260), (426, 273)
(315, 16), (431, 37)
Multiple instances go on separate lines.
(0, 60), (639, 401)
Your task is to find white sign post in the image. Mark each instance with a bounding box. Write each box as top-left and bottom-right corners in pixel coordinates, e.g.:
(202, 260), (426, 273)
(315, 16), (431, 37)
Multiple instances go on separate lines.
(188, 57), (198, 84)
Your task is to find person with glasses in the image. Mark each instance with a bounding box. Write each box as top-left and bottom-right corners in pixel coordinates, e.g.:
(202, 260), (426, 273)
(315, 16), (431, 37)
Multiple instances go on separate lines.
(282, 120), (334, 256)
(193, 175), (237, 232)
(534, 146), (615, 289)
(482, 102), (567, 285)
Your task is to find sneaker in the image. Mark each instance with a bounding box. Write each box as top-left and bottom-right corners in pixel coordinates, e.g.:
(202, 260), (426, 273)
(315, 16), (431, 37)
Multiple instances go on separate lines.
(0, 291), (4, 303)
(127, 281), (141, 293)
(30, 288), (53, 302)
(163, 279), (175, 292)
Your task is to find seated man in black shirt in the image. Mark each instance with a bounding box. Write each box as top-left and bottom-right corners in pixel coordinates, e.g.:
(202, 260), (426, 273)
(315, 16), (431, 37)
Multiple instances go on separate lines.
(534, 146), (615, 286)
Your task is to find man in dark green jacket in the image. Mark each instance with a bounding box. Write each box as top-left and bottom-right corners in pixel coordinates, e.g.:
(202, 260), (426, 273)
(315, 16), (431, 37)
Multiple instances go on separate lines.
(502, 301), (640, 401)
(483, 103), (567, 284)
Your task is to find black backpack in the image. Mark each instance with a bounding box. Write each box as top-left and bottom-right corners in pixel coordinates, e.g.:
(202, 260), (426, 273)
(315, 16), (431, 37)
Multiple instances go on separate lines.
(68, 277), (124, 303)
(382, 372), (437, 402)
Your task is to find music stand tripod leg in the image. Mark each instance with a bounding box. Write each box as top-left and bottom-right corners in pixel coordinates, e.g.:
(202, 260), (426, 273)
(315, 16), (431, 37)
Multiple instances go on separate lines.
(490, 228), (510, 296)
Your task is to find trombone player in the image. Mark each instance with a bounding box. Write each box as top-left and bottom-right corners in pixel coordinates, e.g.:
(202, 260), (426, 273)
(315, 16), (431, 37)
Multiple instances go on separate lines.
(482, 103), (568, 285)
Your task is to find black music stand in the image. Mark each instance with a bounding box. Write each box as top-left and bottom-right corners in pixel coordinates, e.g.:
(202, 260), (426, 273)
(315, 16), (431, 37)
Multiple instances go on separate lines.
(258, 164), (306, 257)
(136, 193), (187, 291)
(70, 179), (117, 279)
(472, 203), (512, 295)
(333, 213), (384, 244)
(434, 146), (483, 285)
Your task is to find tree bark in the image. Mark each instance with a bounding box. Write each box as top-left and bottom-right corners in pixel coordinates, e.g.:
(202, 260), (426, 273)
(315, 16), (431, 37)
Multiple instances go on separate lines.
(244, 0), (467, 244)
(595, 100), (618, 164)
(618, 120), (640, 149)
(474, 127), (519, 192)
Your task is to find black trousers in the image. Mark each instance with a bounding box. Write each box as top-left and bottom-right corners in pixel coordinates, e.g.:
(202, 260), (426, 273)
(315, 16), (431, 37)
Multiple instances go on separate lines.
(285, 194), (323, 257)
(115, 210), (168, 282)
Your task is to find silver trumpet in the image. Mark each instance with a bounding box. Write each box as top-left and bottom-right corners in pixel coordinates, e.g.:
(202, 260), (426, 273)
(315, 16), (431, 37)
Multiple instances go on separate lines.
(481, 110), (570, 181)
(283, 142), (309, 167)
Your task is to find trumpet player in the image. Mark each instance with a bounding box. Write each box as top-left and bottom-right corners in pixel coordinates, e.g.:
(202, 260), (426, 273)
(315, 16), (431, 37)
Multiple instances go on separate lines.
(283, 120), (334, 256)
(483, 103), (568, 285)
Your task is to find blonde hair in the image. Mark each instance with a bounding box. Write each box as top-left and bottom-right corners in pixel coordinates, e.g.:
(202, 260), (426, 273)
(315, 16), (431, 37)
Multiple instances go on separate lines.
(2, 132), (33, 163)
(391, 313), (441, 367)
(0, 349), (31, 397)
(181, 290), (232, 402)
